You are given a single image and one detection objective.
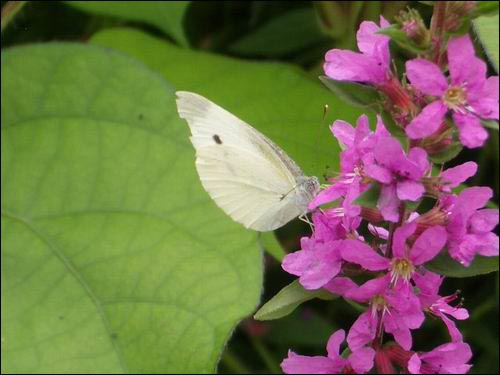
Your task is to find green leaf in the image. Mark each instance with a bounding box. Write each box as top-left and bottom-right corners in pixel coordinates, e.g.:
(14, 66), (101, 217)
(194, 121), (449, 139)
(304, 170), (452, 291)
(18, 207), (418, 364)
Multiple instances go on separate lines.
(428, 141), (464, 164)
(319, 76), (380, 108)
(91, 28), (367, 178)
(65, 1), (191, 46)
(254, 280), (335, 321)
(259, 232), (286, 262)
(482, 119), (499, 131)
(1, 43), (262, 373)
(427, 253), (499, 278)
(378, 25), (428, 53)
(474, 13), (499, 71)
(470, 1), (500, 18)
(229, 7), (325, 57)
(353, 183), (381, 209)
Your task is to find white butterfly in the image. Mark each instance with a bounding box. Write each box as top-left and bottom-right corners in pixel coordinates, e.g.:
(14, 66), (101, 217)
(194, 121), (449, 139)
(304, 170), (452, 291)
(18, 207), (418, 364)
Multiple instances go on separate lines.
(176, 91), (319, 232)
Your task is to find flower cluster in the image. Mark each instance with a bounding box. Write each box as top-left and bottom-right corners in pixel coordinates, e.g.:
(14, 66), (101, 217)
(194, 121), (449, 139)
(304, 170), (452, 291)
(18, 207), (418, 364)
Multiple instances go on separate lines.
(279, 9), (498, 375)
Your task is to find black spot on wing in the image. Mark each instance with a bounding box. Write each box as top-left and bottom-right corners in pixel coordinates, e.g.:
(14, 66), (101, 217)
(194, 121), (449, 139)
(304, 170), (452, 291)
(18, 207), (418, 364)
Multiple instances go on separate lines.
(213, 134), (222, 144)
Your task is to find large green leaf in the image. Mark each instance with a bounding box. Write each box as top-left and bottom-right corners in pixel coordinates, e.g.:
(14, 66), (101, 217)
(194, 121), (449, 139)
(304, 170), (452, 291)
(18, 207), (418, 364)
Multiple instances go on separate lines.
(427, 253), (499, 278)
(1, 43), (262, 373)
(65, 1), (191, 46)
(474, 13), (499, 71)
(90, 28), (366, 178)
(228, 7), (325, 57)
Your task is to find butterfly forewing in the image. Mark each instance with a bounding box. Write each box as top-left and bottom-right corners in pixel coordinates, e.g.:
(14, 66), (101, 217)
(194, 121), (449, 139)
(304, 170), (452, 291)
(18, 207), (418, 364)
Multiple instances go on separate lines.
(176, 91), (314, 231)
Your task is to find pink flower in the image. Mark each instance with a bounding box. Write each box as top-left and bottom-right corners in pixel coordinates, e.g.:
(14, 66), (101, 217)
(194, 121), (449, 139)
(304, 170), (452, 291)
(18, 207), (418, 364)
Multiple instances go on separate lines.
(408, 342), (473, 374)
(405, 35), (499, 148)
(413, 270), (469, 342)
(341, 275), (425, 351)
(281, 329), (375, 374)
(364, 137), (429, 222)
(324, 17), (391, 85)
(444, 187), (499, 266)
(282, 213), (344, 290)
(308, 115), (389, 212)
(439, 161), (478, 192)
(340, 223), (446, 284)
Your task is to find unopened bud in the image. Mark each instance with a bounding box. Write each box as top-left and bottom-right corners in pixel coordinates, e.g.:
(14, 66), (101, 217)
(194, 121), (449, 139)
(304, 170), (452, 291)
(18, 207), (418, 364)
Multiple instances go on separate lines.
(396, 8), (431, 48)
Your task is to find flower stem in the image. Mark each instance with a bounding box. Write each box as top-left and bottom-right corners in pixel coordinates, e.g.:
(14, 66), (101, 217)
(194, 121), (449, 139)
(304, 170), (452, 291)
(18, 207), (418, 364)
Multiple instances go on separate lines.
(429, 1), (449, 67)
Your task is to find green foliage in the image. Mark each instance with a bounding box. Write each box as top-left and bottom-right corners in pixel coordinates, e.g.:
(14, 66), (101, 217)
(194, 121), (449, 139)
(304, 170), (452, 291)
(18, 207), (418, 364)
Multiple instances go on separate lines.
(228, 8), (325, 57)
(353, 183), (381, 209)
(428, 141), (464, 163)
(474, 12), (500, 71)
(90, 28), (366, 178)
(427, 253), (499, 278)
(319, 76), (381, 109)
(65, 1), (191, 46)
(1, 43), (262, 374)
(254, 280), (335, 321)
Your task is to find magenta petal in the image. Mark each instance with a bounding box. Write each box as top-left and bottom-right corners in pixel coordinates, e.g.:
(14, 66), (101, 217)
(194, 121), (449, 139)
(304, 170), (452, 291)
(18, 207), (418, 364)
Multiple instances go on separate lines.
(347, 311), (377, 351)
(469, 209), (499, 233)
(378, 184), (400, 222)
(411, 226), (447, 265)
(407, 147), (429, 173)
(408, 354), (422, 374)
(300, 252), (342, 290)
(324, 277), (358, 297)
(441, 161), (478, 187)
(341, 239), (390, 271)
(282, 250), (311, 276)
(468, 75), (499, 120)
(348, 347), (376, 374)
(331, 120), (355, 148)
(347, 275), (391, 302)
(326, 330), (345, 358)
(453, 112), (488, 148)
(406, 100), (447, 139)
(392, 222), (417, 259)
(474, 232), (499, 257)
(281, 352), (337, 374)
(397, 180), (425, 201)
(308, 184), (346, 210)
(354, 115), (371, 144)
(406, 59), (447, 96)
(324, 50), (385, 84)
(448, 35), (487, 90)
(456, 186), (493, 212)
(364, 164), (393, 183)
(439, 313), (464, 342)
(356, 20), (390, 70)
(374, 137), (405, 170)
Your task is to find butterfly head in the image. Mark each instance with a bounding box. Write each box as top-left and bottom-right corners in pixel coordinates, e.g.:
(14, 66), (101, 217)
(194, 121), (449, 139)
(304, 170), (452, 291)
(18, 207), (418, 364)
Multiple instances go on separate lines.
(295, 176), (320, 210)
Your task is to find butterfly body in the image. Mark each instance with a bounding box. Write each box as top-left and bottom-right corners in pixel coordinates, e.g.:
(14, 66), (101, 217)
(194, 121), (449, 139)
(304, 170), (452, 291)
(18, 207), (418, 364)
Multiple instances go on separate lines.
(176, 91), (319, 232)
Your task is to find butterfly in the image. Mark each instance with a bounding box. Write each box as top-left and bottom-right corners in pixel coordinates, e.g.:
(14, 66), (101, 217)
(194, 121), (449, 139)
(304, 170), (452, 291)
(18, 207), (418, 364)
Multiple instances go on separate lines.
(176, 91), (319, 232)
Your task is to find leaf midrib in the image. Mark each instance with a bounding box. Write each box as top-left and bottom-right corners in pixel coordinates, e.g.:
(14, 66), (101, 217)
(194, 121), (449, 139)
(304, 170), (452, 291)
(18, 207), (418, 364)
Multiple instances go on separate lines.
(1, 210), (130, 373)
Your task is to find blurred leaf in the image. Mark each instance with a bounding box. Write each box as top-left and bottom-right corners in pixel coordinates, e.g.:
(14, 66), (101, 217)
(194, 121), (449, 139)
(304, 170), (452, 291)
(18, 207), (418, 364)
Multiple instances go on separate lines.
(474, 13), (499, 71)
(319, 76), (380, 108)
(259, 232), (286, 262)
(228, 7), (324, 57)
(1, 43), (262, 373)
(254, 280), (335, 321)
(353, 183), (381, 209)
(378, 25), (428, 54)
(470, 1), (500, 18)
(428, 141), (463, 163)
(266, 308), (335, 346)
(482, 120), (499, 131)
(65, 1), (191, 46)
(427, 253), (499, 278)
(314, 1), (347, 39)
(91, 28), (368, 178)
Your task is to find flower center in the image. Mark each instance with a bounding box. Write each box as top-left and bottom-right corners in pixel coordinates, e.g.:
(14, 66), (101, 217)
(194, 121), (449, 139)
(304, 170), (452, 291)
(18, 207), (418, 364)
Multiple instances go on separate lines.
(390, 258), (415, 283)
(444, 86), (467, 110)
(371, 295), (389, 315)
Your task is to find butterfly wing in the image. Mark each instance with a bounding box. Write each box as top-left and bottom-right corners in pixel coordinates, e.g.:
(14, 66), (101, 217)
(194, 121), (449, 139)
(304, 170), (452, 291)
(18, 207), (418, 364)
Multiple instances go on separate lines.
(176, 91), (313, 231)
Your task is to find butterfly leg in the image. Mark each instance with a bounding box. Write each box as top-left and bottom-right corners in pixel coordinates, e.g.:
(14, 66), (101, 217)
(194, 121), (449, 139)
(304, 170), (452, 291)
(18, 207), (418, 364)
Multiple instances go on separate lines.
(299, 213), (314, 232)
